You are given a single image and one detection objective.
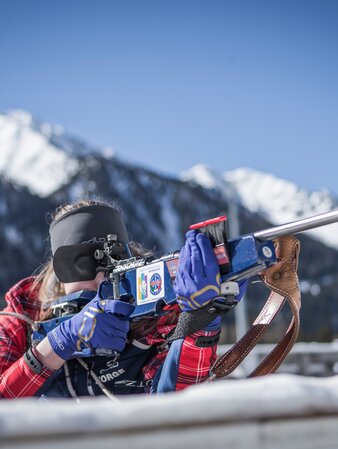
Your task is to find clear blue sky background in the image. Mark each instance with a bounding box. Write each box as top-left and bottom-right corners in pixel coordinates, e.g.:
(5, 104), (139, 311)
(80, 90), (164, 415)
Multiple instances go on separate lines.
(1, 0), (337, 194)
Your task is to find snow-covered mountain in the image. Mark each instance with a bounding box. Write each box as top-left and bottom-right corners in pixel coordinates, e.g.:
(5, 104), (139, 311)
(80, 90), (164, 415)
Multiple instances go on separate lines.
(1, 109), (338, 250)
(0, 109), (232, 289)
(1, 109), (338, 341)
(182, 164), (338, 250)
(0, 110), (113, 197)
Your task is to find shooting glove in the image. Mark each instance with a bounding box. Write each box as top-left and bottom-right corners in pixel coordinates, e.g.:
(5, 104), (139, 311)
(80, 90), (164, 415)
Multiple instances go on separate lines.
(47, 281), (135, 360)
(174, 230), (221, 313)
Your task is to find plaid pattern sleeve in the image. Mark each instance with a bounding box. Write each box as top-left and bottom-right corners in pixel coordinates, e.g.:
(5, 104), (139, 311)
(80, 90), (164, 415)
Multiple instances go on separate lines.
(0, 277), (53, 398)
(136, 305), (219, 392)
(173, 330), (218, 390)
(0, 356), (54, 398)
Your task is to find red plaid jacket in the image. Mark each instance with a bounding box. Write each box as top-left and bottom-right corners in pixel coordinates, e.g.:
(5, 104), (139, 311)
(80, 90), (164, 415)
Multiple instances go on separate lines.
(0, 278), (219, 398)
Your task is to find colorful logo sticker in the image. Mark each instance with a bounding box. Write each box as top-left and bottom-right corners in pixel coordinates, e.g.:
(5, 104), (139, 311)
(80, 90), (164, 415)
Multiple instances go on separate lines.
(150, 273), (162, 295)
(136, 262), (165, 305)
(138, 272), (148, 300)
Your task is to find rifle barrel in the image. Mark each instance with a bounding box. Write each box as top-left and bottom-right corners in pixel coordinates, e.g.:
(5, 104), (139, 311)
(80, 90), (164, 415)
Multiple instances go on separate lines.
(253, 209), (338, 241)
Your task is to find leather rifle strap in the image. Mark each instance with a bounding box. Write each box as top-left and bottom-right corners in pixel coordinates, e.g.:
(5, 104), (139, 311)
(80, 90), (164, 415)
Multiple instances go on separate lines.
(209, 236), (301, 380)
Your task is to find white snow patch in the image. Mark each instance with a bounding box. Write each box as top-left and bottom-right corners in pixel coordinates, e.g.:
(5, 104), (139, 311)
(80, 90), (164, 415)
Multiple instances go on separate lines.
(2, 374), (338, 448)
(101, 147), (115, 159)
(224, 168), (338, 250)
(0, 110), (117, 197)
(0, 111), (80, 197)
(181, 165), (338, 250)
(180, 164), (233, 200)
(181, 164), (220, 189)
(180, 164), (225, 191)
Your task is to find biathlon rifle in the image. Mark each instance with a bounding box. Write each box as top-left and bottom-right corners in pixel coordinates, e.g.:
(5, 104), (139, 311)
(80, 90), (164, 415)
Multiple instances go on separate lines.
(99, 208), (338, 318)
(32, 209), (338, 348)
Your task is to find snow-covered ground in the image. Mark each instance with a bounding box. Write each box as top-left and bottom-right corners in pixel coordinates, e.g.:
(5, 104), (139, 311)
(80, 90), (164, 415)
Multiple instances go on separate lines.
(1, 374), (338, 449)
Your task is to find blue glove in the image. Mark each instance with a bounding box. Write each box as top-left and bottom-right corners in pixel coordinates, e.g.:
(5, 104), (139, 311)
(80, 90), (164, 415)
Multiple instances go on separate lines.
(47, 281), (135, 360)
(174, 230), (221, 312)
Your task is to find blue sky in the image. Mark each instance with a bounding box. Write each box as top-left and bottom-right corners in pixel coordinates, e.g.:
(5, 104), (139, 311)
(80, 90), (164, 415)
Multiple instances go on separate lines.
(1, 0), (338, 194)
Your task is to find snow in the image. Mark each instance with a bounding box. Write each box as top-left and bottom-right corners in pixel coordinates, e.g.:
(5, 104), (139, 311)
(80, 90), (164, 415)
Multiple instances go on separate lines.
(0, 110), (80, 197)
(1, 374), (338, 449)
(0, 110), (115, 198)
(181, 164), (230, 198)
(101, 146), (115, 160)
(181, 164), (338, 250)
(1, 109), (337, 249)
(224, 167), (338, 249)
(181, 164), (220, 189)
(67, 178), (97, 202)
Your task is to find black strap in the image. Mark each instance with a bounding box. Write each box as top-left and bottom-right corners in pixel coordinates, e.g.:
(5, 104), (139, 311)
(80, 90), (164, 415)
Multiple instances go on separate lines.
(168, 297), (236, 342)
(24, 347), (43, 375)
(195, 332), (221, 347)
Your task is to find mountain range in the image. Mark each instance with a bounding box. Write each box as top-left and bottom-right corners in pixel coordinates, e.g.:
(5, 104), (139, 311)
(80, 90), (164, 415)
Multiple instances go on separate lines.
(1, 109), (338, 342)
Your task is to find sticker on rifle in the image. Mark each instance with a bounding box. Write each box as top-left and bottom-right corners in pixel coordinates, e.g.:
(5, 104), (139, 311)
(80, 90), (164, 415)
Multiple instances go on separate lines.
(214, 244), (230, 265)
(136, 262), (165, 305)
(166, 258), (179, 279)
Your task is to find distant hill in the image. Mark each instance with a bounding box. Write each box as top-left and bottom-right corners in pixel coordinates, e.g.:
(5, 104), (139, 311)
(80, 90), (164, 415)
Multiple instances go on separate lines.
(1, 109), (338, 341)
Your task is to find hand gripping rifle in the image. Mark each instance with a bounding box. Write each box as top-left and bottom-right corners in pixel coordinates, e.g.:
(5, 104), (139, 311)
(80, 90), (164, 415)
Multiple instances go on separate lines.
(32, 209), (338, 369)
(94, 209), (338, 318)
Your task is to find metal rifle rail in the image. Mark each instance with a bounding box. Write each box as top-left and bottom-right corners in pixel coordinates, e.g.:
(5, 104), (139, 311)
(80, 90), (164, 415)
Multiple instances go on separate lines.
(253, 209), (338, 241)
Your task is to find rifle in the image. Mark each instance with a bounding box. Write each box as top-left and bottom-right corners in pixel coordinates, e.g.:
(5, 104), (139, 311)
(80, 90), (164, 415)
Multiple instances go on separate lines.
(32, 209), (338, 353)
(95, 208), (338, 318)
